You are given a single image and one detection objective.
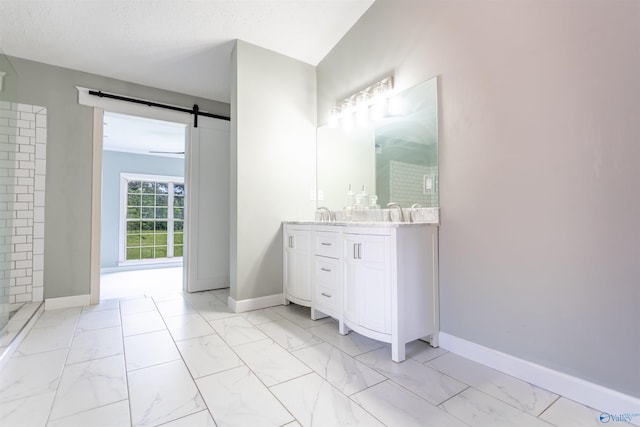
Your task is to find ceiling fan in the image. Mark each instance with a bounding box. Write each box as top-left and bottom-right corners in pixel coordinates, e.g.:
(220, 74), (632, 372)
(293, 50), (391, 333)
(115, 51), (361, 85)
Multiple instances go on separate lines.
(148, 150), (185, 155)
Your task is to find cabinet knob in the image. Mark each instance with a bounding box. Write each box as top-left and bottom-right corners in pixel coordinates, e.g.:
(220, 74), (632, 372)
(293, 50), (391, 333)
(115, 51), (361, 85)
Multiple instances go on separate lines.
(320, 267), (331, 272)
(321, 242), (332, 246)
(321, 292), (332, 298)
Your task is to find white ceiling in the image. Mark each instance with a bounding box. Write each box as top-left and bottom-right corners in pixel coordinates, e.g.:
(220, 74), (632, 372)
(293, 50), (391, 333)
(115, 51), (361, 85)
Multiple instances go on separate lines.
(103, 111), (187, 158)
(0, 0), (374, 103)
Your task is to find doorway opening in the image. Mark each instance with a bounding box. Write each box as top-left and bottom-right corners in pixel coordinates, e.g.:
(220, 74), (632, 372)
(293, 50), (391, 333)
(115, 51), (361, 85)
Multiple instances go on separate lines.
(99, 112), (187, 300)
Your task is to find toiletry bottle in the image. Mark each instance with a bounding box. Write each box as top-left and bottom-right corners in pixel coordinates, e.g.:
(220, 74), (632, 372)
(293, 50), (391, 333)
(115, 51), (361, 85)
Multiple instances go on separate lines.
(357, 185), (369, 209)
(345, 184), (355, 209)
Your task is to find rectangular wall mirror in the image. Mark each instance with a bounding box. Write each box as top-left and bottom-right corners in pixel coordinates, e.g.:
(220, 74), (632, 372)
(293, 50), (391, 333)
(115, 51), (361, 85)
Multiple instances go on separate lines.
(317, 76), (439, 210)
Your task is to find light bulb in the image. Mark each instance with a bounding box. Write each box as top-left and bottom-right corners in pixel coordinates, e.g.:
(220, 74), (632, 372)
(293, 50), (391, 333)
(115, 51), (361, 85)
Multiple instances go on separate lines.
(341, 99), (355, 130)
(371, 83), (387, 120)
(328, 105), (340, 128)
(356, 92), (369, 126)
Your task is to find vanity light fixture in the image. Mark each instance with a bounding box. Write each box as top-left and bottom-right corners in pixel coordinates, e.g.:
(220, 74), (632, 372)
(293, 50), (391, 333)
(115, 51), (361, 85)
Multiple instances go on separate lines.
(328, 76), (394, 129)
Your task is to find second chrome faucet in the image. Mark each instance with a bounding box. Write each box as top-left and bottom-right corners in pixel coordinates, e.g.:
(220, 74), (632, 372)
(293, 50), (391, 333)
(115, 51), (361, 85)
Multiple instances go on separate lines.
(386, 203), (405, 222)
(316, 206), (335, 222)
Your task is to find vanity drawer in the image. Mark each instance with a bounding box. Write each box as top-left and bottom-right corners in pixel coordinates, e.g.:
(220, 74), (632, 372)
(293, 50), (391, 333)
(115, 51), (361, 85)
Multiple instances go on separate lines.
(314, 257), (339, 291)
(314, 231), (340, 258)
(314, 285), (339, 313)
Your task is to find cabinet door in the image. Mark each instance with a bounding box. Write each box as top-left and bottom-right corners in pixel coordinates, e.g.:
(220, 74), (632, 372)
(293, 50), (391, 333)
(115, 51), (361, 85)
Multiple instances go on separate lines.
(284, 228), (311, 302)
(343, 234), (361, 325)
(358, 234), (391, 334)
(343, 233), (391, 334)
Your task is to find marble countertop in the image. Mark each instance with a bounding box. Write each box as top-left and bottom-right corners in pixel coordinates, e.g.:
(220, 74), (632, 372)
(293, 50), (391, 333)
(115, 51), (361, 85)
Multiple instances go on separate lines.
(282, 220), (439, 228)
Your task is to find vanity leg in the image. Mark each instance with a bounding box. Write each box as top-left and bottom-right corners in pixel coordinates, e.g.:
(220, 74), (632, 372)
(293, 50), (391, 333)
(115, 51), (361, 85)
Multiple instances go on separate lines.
(391, 341), (406, 363)
(429, 332), (440, 348)
(338, 321), (349, 335)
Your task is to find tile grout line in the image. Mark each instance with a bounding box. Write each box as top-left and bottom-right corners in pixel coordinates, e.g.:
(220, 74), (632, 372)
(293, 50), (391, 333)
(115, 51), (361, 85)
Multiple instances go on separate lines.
(47, 398), (130, 425)
(536, 394), (562, 419)
(436, 385), (471, 407)
(43, 307), (82, 426)
(118, 300), (134, 427)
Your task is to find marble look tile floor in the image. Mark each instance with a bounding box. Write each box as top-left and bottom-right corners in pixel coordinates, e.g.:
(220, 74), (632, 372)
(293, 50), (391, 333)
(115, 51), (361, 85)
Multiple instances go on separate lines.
(0, 290), (624, 427)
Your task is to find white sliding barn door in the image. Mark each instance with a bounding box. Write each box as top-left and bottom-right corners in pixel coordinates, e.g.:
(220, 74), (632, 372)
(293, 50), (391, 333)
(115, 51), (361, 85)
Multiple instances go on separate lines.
(185, 117), (230, 292)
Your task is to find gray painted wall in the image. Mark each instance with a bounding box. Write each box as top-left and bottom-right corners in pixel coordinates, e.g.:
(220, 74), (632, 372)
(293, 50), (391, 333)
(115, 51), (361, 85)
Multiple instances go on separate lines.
(231, 41), (316, 302)
(8, 56), (229, 299)
(317, 0), (640, 397)
(100, 150), (184, 269)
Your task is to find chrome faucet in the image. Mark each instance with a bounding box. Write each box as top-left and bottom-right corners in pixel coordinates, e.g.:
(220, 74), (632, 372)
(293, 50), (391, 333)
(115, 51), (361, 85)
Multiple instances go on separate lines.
(410, 203), (422, 222)
(386, 203), (405, 222)
(317, 206), (335, 222)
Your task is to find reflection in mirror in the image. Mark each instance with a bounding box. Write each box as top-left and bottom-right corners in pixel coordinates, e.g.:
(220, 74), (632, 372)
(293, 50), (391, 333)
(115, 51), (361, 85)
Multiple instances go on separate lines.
(317, 77), (438, 210)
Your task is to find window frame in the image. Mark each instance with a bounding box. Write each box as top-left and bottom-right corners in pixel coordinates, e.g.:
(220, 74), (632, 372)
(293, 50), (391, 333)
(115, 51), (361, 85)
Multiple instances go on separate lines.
(118, 172), (185, 266)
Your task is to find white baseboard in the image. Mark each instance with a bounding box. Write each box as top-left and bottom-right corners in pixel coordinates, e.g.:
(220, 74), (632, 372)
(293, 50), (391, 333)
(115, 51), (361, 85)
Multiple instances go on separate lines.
(44, 294), (91, 310)
(439, 332), (640, 414)
(228, 293), (284, 313)
(101, 262), (182, 274)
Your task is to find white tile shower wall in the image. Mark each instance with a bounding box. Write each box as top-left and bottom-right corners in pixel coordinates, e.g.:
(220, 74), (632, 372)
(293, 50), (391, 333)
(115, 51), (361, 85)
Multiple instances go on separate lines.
(0, 102), (46, 312)
(389, 161), (438, 208)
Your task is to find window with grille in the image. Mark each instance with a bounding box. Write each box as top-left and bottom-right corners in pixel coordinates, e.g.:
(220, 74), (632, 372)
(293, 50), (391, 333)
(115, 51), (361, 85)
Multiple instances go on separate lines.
(119, 174), (184, 263)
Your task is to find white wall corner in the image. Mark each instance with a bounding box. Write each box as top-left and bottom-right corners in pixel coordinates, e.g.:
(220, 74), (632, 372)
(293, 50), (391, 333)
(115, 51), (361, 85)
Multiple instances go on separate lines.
(227, 293), (284, 313)
(439, 332), (640, 415)
(44, 294), (91, 311)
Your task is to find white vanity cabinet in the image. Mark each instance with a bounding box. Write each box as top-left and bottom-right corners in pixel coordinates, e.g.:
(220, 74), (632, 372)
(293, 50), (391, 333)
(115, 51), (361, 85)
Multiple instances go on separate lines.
(342, 225), (439, 362)
(282, 222), (439, 363)
(283, 225), (312, 306)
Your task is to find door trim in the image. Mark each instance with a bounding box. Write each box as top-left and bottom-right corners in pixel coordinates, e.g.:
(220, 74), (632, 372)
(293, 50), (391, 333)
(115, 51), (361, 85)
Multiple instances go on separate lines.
(83, 87), (191, 304)
(90, 108), (103, 304)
